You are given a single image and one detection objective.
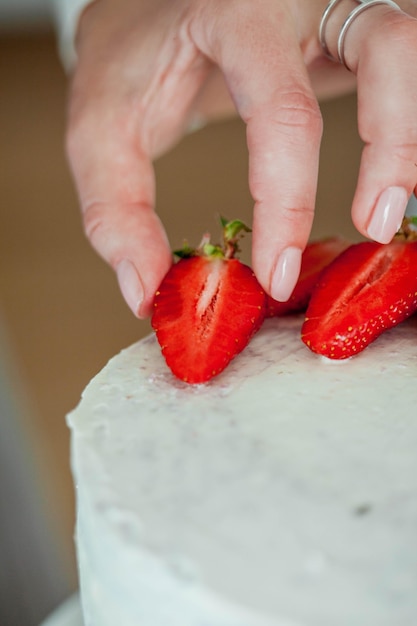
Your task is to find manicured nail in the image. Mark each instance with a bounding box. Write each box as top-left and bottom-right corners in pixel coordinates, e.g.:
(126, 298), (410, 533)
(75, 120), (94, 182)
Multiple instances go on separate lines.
(367, 187), (409, 243)
(116, 259), (144, 317)
(270, 247), (302, 302)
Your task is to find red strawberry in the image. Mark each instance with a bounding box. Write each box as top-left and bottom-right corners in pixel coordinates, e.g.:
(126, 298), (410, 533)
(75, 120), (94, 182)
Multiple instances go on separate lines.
(151, 218), (266, 383)
(301, 218), (417, 360)
(266, 237), (350, 317)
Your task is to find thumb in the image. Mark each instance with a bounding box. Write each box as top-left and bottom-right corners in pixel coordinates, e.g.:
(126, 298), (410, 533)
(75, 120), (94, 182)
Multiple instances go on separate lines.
(84, 199), (172, 319)
(66, 91), (172, 318)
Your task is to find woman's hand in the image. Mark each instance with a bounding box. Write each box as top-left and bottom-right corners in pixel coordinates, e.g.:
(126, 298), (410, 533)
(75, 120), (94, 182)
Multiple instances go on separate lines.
(66, 0), (417, 317)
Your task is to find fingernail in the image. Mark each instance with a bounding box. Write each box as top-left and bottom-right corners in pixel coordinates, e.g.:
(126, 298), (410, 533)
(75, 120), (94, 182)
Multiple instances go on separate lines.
(116, 259), (144, 317)
(367, 187), (409, 243)
(270, 247), (302, 302)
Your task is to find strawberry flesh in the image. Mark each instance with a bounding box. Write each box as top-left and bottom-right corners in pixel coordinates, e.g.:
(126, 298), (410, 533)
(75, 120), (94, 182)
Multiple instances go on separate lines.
(266, 237), (350, 317)
(301, 239), (417, 359)
(152, 256), (266, 383)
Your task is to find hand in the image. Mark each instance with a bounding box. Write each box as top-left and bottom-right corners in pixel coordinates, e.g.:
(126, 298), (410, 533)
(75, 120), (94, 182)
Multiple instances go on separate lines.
(66, 0), (417, 318)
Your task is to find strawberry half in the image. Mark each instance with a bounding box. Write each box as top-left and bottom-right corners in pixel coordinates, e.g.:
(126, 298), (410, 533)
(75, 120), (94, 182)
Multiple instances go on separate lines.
(301, 218), (417, 360)
(266, 237), (350, 317)
(151, 218), (266, 383)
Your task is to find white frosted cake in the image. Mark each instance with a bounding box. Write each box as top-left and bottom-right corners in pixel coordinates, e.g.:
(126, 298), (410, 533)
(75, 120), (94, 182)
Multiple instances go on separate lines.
(68, 315), (417, 626)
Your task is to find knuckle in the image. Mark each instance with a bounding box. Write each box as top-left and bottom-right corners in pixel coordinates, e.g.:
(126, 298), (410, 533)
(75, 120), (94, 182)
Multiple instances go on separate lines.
(82, 202), (107, 247)
(280, 203), (315, 226)
(270, 91), (323, 137)
(391, 141), (417, 167)
(82, 203), (121, 270)
(247, 91), (323, 158)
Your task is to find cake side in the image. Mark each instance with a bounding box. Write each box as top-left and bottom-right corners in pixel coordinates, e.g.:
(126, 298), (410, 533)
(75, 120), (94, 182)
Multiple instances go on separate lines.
(68, 316), (417, 626)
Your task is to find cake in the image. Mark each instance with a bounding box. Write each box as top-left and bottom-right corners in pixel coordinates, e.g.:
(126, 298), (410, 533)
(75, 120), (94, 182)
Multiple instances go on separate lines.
(68, 315), (417, 626)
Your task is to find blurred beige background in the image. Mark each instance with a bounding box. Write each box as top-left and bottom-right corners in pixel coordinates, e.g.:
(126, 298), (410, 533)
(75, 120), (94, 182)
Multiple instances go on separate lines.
(0, 17), (363, 622)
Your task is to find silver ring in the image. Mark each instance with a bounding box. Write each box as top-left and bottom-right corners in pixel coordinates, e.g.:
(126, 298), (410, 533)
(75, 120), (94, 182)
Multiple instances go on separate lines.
(320, 0), (403, 69)
(319, 0), (345, 59)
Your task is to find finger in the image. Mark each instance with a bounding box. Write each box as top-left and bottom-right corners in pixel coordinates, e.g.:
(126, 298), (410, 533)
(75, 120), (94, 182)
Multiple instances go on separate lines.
(66, 80), (172, 319)
(192, 1), (323, 300)
(342, 5), (417, 242)
(66, 0), (217, 318)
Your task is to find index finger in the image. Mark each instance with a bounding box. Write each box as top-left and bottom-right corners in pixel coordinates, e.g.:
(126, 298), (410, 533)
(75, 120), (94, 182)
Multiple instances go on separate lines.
(191, 0), (323, 300)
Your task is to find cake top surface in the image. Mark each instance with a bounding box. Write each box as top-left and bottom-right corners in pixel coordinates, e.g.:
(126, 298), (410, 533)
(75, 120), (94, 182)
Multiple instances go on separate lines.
(69, 316), (417, 626)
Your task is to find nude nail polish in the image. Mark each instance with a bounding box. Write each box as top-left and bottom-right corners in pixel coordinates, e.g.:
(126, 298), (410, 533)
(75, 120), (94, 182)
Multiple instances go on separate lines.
(270, 247), (302, 302)
(367, 187), (409, 243)
(116, 259), (144, 317)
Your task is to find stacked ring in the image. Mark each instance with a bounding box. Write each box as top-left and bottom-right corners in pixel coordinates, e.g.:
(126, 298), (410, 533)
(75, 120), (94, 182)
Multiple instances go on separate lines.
(319, 0), (403, 69)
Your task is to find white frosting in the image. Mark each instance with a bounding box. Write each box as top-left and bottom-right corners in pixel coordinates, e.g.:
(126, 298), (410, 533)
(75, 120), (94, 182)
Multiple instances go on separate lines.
(68, 316), (417, 626)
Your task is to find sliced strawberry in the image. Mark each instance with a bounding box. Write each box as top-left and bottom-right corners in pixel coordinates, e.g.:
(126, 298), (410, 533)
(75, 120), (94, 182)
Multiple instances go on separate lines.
(151, 219), (266, 383)
(266, 237), (350, 317)
(301, 220), (417, 359)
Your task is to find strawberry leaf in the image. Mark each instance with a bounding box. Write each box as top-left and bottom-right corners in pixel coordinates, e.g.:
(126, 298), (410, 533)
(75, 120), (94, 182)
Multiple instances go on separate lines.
(201, 243), (224, 257)
(221, 217), (251, 259)
(223, 218), (252, 242)
(174, 245), (196, 259)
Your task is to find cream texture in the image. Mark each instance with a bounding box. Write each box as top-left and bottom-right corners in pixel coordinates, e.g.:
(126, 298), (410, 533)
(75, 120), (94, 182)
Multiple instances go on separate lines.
(68, 316), (417, 626)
